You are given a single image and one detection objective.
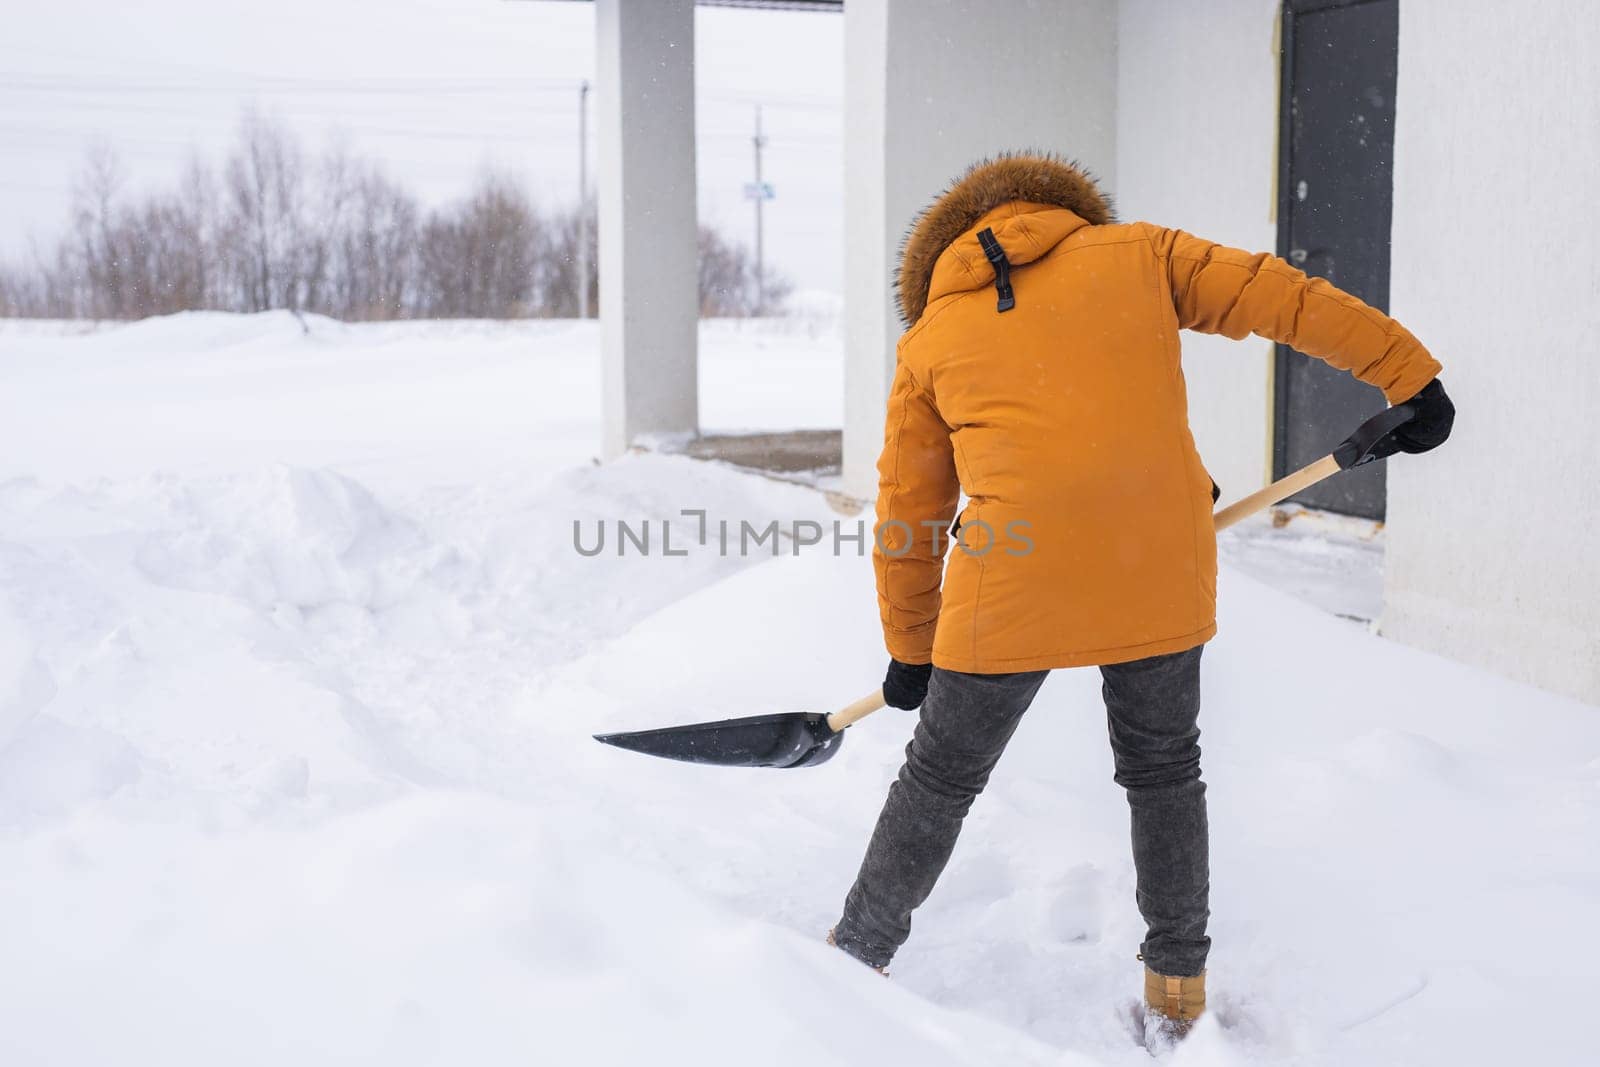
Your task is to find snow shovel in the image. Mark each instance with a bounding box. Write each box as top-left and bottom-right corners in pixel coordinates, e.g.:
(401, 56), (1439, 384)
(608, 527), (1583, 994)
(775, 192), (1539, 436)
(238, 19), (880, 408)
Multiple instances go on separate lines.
(593, 401), (1418, 769)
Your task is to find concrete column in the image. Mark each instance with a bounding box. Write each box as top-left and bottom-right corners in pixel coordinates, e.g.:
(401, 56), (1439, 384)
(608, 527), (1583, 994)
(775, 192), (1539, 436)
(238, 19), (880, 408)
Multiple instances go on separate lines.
(596, 0), (699, 458)
(840, 0), (891, 502)
(841, 0), (1119, 500)
(1383, 0), (1600, 705)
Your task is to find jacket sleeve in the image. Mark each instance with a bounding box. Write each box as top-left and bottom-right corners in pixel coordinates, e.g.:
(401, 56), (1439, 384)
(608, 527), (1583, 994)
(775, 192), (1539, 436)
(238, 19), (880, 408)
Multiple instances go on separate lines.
(873, 352), (960, 665)
(1151, 227), (1441, 403)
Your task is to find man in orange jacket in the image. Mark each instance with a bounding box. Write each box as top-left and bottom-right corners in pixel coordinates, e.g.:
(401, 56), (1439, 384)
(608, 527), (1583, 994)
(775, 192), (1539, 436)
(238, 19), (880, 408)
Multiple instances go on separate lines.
(827, 154), (1454, 1032)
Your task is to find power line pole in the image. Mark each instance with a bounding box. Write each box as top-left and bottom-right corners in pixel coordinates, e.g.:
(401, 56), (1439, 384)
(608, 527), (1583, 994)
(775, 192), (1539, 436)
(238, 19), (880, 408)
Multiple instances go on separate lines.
(752, 105), (766, 314)
(577, 79), (591, 320)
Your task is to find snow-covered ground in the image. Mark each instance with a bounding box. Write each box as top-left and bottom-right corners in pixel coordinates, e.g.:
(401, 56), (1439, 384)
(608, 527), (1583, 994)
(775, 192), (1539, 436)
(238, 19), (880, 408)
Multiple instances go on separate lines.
(1, 314), (1596, 1066)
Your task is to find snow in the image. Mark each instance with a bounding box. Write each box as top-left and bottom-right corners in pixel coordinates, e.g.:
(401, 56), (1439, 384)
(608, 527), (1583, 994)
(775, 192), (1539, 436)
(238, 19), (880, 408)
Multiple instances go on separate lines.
(1218, 508), (1385, 623)
(1, 313), (1596, 1065)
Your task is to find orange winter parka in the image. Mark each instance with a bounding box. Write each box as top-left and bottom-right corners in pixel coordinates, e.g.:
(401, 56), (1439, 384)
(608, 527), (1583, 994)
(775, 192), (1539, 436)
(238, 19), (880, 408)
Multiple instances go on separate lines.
(875, 155), (1440, 673)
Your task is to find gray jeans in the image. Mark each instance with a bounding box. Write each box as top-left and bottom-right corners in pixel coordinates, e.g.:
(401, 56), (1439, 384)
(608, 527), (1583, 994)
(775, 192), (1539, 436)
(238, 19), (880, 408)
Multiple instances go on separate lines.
(832, 646), (1210, 976)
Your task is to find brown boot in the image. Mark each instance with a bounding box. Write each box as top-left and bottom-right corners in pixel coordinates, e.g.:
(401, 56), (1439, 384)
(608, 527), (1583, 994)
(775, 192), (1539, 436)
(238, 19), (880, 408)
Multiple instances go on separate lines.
(825, 928), (888, 976)
(1144, 966), (1205, 1035)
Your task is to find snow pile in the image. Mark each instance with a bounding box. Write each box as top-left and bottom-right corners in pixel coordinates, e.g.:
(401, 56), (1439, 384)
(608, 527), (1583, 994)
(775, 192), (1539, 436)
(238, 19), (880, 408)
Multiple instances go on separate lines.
(0, 314), (1595, 1065)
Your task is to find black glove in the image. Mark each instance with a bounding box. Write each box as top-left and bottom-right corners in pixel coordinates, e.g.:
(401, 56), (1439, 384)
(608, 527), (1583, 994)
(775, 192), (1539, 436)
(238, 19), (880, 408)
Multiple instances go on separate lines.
(882, 659), (933, 710)
(1369, 377), (1455, 461)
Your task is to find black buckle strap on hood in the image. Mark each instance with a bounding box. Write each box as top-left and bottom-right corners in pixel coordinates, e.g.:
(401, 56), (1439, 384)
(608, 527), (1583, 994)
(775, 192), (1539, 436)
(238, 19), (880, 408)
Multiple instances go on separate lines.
(895, 154), (1111, 325)
(975, 227), (1016, 312)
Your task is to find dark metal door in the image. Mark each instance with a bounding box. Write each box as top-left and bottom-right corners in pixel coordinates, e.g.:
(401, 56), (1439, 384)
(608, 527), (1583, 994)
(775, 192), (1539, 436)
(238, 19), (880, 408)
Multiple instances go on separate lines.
(1275, 0), (1398, 519)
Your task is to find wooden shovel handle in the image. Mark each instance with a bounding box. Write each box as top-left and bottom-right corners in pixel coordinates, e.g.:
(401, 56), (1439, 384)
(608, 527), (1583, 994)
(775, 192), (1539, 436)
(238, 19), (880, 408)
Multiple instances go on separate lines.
(1212, 453), (1341, 532)
(835, 449), (1352, 734)
(1212, 402), (1416, 531)
(826, 688), (887, 733)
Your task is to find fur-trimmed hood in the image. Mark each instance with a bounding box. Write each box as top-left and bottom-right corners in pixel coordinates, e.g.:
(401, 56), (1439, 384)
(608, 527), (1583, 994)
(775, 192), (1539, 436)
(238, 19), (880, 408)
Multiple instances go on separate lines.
(895, 154), (1113, 325)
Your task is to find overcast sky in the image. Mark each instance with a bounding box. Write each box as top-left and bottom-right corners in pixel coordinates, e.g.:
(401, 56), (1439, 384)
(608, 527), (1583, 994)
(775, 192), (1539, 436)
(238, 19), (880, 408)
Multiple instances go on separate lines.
(0, 0), (844, 295)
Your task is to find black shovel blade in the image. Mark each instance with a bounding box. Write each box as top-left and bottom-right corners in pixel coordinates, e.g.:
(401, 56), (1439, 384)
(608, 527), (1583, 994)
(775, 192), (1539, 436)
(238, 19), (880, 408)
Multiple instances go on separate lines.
(593, 711), (842, 769)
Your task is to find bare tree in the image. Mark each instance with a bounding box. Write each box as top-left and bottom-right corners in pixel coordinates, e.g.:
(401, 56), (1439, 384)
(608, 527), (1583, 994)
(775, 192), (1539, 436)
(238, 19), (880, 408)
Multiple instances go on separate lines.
(0, 263), (40, 316)
(70, 143), (126, 319)
(173, 156), (220, 310)
(416, 175), (542, 318)
(333, 166), (419, 320)
(222, 111), (311, 312)
(698, 225), (790, 316)
(1, 112), (793, 322)
(539, 205), (599, 318)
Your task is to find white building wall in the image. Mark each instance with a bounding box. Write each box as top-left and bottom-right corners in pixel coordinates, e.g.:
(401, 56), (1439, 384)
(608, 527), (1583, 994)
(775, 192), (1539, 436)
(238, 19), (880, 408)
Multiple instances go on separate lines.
(1384, 0), (1600, 704)
(1114, 0), (1282, 504)
(842, 0), (1119, 499)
